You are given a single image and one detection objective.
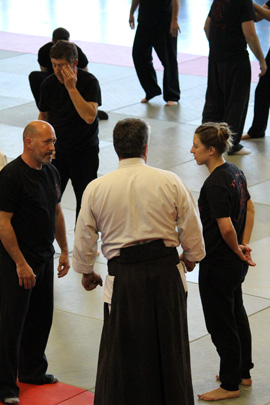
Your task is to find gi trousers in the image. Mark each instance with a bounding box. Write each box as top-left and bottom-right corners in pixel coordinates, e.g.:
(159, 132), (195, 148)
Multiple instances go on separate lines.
(0, 254), (54, 400)
(199, 256), (253, 392)
(248, 48), (270, 138)
(132, 21), (180, 102)
(202, 55), (251, 153)
(94, 240), (194, 405)
(53, 145), (99, 219)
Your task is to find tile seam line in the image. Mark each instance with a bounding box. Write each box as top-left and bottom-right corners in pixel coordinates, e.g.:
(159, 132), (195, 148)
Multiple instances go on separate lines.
(54, 308), (103, 322)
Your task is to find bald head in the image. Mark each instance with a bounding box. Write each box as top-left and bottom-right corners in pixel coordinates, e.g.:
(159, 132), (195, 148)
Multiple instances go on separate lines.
(23, 120), (54, 142)
(22, 121), (56, 169)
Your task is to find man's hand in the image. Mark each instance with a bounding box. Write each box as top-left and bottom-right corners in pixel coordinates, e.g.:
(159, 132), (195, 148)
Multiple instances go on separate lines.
(170, 20), (181, 37)
(57, 251), (70, 278)
(61, 64), (77, 90)
(82, 272), (103, 291)
(129, 13), (135, 29)
(179, 253), (196, 272)
(17, 263), (36, 289)
(259, 59), (267, 77)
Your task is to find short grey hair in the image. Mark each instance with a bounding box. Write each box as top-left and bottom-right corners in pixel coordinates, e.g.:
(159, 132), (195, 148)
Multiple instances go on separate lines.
(113, 118), (150, 159)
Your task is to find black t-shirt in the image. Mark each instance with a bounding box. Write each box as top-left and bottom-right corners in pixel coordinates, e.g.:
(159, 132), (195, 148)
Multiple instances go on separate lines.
(209, 0), (255, 61)
(198, 162), (250, 261)
(0, 157), (61, 261)
(138, 0), (172, 25)
(39, 69), (101, 153)
(38, 42), (88, 74)
(267, 1), (270, 8)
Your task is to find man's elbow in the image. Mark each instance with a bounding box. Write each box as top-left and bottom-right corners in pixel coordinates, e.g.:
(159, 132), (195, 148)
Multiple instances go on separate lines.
(84, 116), (95, 125)
(84, 111), (97, 125)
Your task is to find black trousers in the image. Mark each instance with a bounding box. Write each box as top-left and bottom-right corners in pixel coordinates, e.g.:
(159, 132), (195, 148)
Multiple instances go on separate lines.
(203, 56), (251, 152)
(94, 240), (194, 405)
(29, 71), (50, 107)
(132, 21), (180, 102)
(199, 256), (253, 392)
(53, 145), (99, 219)
(0, 254), (54, 400)
(248, 48), (270, 138)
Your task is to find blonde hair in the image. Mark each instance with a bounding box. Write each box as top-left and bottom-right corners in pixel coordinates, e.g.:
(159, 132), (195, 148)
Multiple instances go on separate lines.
(195, 122), (233, 155)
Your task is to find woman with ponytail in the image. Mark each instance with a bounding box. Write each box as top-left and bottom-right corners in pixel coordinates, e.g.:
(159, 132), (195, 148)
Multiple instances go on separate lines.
(191, 122), (255, 401)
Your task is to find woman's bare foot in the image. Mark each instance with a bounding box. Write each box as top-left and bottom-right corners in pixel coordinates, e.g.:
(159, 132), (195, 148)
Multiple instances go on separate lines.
(216, 375), (252, 386)
(166, 100), (178, 106)
(141, 98), (148, 103)
(198, 387), (240, 401)
(241, 133), (251, 140)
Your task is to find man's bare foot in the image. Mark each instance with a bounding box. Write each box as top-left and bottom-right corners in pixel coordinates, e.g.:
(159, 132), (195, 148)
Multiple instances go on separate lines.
(241, 133), (251, 140)
(241, 378), (252, 386)
(166, 100), (178, 106)
(216, 375), (252, 386)
(198, 387), (240, 401)
(141, 98), (148, 103)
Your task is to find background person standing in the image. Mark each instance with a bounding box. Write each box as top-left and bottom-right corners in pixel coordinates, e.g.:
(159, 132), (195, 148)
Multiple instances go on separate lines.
(202, 0), (267, 155)
(242, 1), (270, 140)
(129, 0), (181, 106)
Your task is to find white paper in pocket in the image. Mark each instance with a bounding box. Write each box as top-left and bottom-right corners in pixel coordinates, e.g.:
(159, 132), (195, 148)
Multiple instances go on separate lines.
(177, 261), (188, 292)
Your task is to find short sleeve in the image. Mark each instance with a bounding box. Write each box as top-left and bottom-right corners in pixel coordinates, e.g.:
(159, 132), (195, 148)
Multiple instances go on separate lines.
(77, 46), (89, 69)
(240, 0), (255, 23)
(79, 73), (102, 106)
(38, 43), (51, 68)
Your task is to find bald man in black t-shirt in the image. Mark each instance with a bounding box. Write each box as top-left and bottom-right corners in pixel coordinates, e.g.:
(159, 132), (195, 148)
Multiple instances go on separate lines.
(0, 121), (70, 404)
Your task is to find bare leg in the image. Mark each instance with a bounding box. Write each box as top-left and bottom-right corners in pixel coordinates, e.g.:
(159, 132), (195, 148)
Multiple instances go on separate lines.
(216, 375), (252, 386)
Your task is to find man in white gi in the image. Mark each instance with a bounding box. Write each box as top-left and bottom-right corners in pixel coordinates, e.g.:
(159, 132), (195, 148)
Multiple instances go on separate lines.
(73, 118), (205, 405)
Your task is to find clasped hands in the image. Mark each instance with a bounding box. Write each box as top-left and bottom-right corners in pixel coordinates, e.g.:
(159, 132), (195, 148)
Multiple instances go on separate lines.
(238, 244), (256, 267)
